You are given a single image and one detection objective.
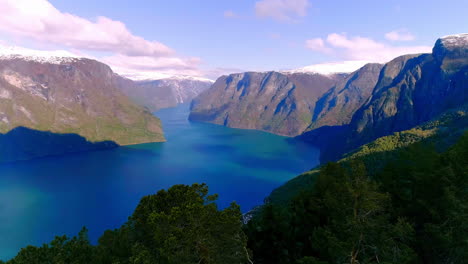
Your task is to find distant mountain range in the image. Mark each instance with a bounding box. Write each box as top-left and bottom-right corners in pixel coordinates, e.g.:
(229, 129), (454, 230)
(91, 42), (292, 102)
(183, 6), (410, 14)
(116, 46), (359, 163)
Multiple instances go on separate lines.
(0, 54), (165, 162)
(190, 34), (468, 161)
(119, 76), (213, 111)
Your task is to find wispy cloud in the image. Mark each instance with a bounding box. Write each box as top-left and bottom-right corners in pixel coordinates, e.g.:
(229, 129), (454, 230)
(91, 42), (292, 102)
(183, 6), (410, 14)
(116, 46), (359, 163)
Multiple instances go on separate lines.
(0, 0), (204, 79)
(255, 0), (309, 22)
(305, 33), (431, 63)
(102, 55), (202, 76)
(288, 60), (370, 74)
(305, 38), (332, 53)
(224, 10), (239, 19)
(385, 29), (416, 41)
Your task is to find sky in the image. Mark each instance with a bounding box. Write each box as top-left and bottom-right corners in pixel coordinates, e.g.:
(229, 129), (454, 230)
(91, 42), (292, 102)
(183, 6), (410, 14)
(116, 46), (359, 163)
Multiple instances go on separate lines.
(0, 0), (467, 80)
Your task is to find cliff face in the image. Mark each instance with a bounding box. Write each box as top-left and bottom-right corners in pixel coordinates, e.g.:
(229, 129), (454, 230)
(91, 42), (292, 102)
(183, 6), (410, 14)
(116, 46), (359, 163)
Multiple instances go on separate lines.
(189, 71), (347, 136)
(0, 56), (165, 152)
(302, 34), (468, 162)
(350, 35), (468, 144)
(309, 63), (383, 130)
(119, 78), (213, 111)
(189, 66), (384, 137)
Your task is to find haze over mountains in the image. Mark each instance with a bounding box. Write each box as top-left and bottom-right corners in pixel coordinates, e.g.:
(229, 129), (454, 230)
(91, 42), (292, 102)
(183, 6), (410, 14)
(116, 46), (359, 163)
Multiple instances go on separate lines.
(120, 77), (213, 111)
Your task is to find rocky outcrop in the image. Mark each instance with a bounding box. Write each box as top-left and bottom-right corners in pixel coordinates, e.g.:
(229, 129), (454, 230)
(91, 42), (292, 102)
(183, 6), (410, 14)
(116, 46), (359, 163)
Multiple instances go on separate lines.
(309, 63), (383, 130)
(0, 56), (165, 157)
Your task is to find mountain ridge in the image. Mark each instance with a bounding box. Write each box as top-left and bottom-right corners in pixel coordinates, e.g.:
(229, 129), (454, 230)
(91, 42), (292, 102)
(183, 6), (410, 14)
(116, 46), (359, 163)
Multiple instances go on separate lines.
(0, 55), (165, 161)
(190, 34), (468, 163)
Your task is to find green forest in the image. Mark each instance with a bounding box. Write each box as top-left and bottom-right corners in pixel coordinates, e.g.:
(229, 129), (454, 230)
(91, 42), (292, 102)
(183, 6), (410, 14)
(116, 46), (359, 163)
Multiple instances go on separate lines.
(3, 132), (467, 264)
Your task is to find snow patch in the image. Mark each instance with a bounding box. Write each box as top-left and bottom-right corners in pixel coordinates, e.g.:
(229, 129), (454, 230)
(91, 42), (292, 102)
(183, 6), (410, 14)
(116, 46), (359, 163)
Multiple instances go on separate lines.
(0, 45), (82, 64)
(116, 68), (214, 83)
(440, 33), (468, 47)
(164, 75), (215, 83)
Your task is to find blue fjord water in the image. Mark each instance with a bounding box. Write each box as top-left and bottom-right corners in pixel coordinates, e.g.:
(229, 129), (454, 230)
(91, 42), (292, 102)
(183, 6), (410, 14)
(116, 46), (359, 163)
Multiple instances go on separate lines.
(0, 104), (319, 260)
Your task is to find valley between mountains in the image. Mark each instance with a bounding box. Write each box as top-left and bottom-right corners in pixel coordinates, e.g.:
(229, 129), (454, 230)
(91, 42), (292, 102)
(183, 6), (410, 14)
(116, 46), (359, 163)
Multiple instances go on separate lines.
(0, 28), (467, 263)
(0, 34), (467, 165)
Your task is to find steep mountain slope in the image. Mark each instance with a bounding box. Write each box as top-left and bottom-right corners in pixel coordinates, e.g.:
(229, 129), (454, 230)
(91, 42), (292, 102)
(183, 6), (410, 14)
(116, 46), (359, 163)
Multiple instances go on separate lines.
(189, 71), (348, 136)
(308, 63), (383, 129)
(0, 55), (165, 161)
(118, 77), (213, 111)
(189, 65), (384, 137)
(301, 34), (468, 162)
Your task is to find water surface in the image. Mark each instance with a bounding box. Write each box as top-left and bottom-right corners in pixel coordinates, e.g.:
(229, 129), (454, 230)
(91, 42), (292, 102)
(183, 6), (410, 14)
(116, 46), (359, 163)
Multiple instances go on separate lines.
(0, 104), (319, 260)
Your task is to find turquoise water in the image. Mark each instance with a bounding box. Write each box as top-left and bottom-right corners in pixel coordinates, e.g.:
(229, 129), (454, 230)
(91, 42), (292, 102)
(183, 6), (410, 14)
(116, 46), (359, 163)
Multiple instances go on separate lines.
(0, 104), (319, 260)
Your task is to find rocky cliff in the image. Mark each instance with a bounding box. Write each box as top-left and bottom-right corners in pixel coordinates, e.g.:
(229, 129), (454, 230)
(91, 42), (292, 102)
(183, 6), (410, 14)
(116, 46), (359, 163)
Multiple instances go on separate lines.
(0, 55), (165, 161)
(302, 34), (468, 161)
(189, 66), (383, 137)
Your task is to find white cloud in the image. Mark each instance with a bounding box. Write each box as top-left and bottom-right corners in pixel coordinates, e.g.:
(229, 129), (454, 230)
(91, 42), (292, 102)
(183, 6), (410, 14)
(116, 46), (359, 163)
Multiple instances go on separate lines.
(385, 29), (416, 41)
(255, 0), (309, 22)
(0, 0), (210, 80)
(0, 0), (173, 57)
(286, 60), (370, 74)
(305, 33), (431, 63)
(305, 38), (332, 53)
(102, 54), (202, 76)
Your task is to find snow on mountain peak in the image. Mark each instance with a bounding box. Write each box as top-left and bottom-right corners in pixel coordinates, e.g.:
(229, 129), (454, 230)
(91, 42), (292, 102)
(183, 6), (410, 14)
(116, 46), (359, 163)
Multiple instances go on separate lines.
(164, 75), (215, 83)
(0, 45), (82, 64)
(116, 68), (214, 83)
(439, 33), (468, 47)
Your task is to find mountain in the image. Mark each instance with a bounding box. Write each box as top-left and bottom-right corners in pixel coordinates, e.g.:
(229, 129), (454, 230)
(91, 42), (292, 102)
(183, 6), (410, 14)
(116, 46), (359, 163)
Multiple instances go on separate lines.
(189, 71), (349, 136)
(189, 34), (467, 163)
(308, 63), (383, 130)
(0, 54), (165, 161)
(118, 76), (213, 111)
(301, 33), (468, 162)
(189, 65), (383, 137)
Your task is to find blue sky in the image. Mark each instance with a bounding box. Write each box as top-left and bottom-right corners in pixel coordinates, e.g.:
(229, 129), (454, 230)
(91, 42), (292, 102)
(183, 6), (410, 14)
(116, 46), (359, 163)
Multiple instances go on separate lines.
(1, 0), (467, 79)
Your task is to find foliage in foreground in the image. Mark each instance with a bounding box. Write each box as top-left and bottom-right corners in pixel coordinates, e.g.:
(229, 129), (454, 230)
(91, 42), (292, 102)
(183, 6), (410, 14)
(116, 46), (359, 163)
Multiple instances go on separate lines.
(245, 132), (468, 264)
(6, 184), (250, 264)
